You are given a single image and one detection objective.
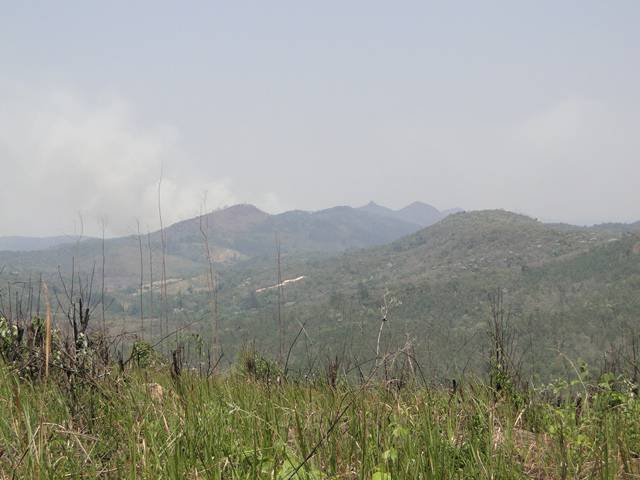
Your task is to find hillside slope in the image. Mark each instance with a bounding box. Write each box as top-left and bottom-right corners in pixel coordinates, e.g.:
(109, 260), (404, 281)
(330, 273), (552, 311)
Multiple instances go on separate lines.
(229, 210), (614, 294)
(4, 208), (638, 381)
(207, 211), (637, 380)
(0, 202), (427, 287)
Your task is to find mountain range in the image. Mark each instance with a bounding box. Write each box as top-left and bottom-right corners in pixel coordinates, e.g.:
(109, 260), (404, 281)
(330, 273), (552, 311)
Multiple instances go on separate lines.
(0, 201), (458, 286)
(358, 201), (463, 227)
(1, 202), (640, 380)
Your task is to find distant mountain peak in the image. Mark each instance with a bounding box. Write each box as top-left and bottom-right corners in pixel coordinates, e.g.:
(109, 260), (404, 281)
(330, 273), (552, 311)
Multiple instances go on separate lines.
(359, 201), (392, 210)
(357, 201), (396, 217)
(357, 200), (461, 228)
(165, 203), (270, 238)
(213, 203), (267, 215)
(395, 201), (442, 227)
(404, 200), (432, 208)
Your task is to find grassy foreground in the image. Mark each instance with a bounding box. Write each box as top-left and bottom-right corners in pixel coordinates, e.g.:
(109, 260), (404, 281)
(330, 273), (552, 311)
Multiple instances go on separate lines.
(1, 364), (640, 479)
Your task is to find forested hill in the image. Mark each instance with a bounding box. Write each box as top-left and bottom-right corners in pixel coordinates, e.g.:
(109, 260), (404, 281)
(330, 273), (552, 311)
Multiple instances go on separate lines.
(210, 210), (640, 380)
(2, 208), (639, 380)
(0, 201), (452, 286)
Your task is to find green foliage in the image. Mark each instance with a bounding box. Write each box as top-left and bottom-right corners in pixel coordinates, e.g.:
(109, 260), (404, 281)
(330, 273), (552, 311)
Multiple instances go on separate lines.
(3, 210), (640, 383)
(131, 340), (156, 368)
(3, 363), (640, 478)
(238, 345), (282, 382)
(0, 316), (19, 354)
(201, 216), (640, 382)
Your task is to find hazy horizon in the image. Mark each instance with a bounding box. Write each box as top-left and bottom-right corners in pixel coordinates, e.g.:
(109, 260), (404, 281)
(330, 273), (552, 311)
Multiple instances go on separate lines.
(2, 2), (639, 236)
(0, 200), (634, 241)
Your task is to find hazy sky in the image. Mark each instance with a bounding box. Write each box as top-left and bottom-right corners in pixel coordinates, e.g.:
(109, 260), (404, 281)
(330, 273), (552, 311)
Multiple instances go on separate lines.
(1, 2), (639, 236)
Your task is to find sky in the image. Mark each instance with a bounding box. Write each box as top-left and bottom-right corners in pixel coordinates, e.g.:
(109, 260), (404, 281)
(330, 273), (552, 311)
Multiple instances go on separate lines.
(1, 1), (639, 236)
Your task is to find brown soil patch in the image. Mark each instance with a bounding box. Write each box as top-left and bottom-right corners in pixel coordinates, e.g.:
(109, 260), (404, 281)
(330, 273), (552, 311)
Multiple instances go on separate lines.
(633, 242), (640, 255)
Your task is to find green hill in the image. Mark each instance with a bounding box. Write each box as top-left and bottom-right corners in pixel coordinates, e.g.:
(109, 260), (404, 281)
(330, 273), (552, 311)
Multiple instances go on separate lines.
(0, 202), (434, 288)
(3, 208), (639, 382)
(203, 211), (640, 380)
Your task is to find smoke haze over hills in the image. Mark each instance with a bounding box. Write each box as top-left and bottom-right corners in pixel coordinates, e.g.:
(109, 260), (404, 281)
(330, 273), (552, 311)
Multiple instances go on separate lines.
(1, 3), (639, 235)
